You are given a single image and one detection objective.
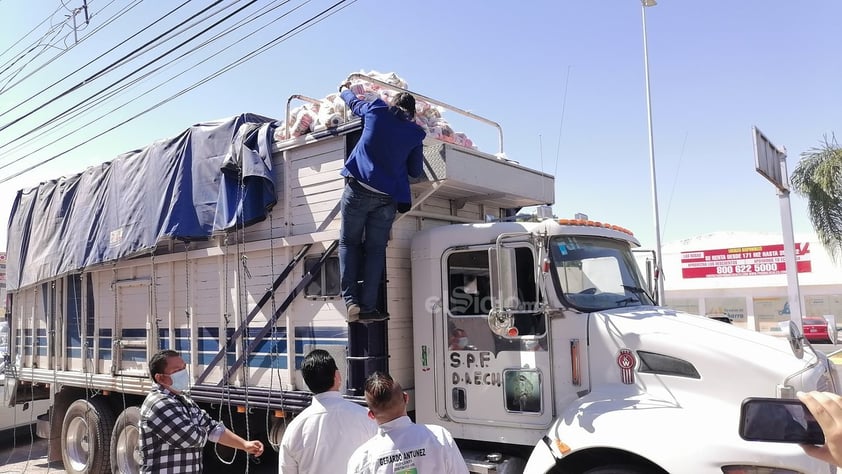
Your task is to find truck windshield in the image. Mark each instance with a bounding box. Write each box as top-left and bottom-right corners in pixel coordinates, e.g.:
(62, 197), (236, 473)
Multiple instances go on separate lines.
(549, 235), (655, 311)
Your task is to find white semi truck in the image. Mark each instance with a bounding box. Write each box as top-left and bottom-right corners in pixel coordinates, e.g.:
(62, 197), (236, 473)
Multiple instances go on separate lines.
(3, 77), (837, 474)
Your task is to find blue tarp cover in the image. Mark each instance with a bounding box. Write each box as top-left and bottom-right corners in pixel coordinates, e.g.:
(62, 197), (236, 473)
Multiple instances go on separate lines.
(6, 113), (278, 290)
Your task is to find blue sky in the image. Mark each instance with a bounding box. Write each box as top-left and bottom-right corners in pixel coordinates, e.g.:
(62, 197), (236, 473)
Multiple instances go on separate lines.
(0, 0), (839, 252)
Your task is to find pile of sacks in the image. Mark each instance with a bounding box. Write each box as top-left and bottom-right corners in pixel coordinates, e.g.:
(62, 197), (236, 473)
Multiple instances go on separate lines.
(275, 70), (475, 149)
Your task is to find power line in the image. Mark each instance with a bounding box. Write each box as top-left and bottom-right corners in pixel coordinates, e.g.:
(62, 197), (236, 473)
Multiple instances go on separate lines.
(63, 0), (92, 44)
(0, 0), (290, 166)
(0, 0), (107, 89)
(0, 0), (355, 185)
(0, 0), (144, 97)
(0, 0), (226, 134)
(0, 19), (68, 91)
(0, 2), (65, 71)
(0, 0), (298, 171)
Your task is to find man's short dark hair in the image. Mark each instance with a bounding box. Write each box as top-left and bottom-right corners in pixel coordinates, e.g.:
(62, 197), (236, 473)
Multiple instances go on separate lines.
(149, 349), (179, 382)
(302, 349), (338, 394)
(364, 371), (403, 413)
(393, 92), (416, 120)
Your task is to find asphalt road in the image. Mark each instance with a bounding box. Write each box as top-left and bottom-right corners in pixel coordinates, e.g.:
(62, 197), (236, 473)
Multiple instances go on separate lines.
(0, 428), (276, 474)
(3, 347), (841, 474)
(0, 429), (64, 474)
(812, 343), (842, 356)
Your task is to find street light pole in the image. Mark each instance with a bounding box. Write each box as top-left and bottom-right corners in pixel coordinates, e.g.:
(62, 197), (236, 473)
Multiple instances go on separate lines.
(641, 0), (665, 304)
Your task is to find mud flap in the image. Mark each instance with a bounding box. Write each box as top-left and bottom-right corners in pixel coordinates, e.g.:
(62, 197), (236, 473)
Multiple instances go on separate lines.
(523, 436), (558, 473)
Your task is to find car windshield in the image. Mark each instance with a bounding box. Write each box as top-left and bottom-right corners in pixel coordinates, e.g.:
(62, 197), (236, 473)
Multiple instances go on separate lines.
(549, 235), (655, 312)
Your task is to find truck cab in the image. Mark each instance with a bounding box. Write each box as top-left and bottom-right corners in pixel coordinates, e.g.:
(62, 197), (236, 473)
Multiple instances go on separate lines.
(412, 218), (837, 473)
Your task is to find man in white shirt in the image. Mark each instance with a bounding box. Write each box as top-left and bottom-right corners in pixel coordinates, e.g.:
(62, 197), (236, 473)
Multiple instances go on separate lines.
(280, 349), (377, 473)
(347, 372), (469, 474)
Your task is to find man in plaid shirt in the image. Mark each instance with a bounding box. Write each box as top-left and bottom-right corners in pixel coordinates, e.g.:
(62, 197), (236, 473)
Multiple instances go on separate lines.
(140, 349), (264, 473)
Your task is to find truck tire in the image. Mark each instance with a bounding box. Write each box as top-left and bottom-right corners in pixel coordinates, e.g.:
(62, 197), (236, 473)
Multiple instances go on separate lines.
(61, 397), (116, 474)
(110, 406), (141, 474)
(268, 418), (288, 452)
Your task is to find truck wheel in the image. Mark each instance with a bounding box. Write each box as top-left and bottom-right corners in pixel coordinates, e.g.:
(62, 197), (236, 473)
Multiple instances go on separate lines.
(110, 406), (141, 474)
(268, 418), (288, 452)
(61, 397), (116, 474)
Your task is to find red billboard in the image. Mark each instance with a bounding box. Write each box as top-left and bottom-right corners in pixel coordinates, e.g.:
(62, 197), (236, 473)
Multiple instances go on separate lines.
(681, 243), (811, 279)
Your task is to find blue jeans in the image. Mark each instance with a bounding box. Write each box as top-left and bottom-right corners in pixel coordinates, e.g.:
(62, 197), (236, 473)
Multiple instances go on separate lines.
(339, 179), (396, 312)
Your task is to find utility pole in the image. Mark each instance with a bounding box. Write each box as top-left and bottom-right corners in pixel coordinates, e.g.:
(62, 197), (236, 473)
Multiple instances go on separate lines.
(68, 0), (90, 44)
(640, 0), (665, 304)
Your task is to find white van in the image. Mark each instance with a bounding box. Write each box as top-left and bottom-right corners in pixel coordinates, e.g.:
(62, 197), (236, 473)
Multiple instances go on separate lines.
(0, 321), (49, 435)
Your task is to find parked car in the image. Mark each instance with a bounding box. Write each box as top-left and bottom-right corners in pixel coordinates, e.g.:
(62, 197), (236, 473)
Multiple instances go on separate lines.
(802, 317), (832, 344)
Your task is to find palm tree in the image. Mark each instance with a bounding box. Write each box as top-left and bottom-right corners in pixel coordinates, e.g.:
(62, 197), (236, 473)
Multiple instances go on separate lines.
(790, 135), (842, 261)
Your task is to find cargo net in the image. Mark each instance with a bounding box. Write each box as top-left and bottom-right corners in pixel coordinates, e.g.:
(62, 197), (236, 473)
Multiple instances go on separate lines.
(275, 70), (475, 149)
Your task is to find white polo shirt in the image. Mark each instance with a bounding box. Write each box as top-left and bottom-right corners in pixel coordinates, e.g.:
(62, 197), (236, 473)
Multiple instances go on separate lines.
(347, 416), (469, 474)
(280, 391), (377, 474)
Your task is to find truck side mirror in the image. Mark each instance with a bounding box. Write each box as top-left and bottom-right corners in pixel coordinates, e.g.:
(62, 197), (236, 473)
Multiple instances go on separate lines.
(631, 249), (657, 304)
(489, 247), (518, 310)
(825, 315), (838, 345)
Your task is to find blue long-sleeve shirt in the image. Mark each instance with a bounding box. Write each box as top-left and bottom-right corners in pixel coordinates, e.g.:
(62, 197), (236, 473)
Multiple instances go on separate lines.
(340, 89), (425, 203)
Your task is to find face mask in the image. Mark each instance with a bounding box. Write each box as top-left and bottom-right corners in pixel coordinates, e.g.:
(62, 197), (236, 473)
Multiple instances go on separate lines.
(456, 337), (469, 349)
(167, 368), (190, 392)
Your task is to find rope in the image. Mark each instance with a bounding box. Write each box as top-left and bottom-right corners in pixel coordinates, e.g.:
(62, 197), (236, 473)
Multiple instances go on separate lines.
(265, 212), (284, 451)
(47, 279), (60, 474)
(3, 277), (74, 471)
(151, 249), (160, 350)
(215, 233), (237, 465)
(184, 242), (191, 328)
(113, 266), (128, 432)
(110, 248), (156, 467)
(6, 286), (35, 467)
(2, 285), (28, 466)
(117, 274), (129, 474)
(82, 270), (101, 465)
(235, 155), (252, 472)
(88, 271), (100, 398)
(182, 241), (239, 463)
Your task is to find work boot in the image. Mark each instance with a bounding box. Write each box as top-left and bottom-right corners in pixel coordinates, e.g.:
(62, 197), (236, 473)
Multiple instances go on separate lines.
(346, 303), (360, 322)
(358, 309), (389, 323)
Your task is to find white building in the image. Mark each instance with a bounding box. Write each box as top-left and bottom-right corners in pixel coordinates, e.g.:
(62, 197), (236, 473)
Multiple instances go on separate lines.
(0, 252), (5, 318)
(662, 231), (842, 333)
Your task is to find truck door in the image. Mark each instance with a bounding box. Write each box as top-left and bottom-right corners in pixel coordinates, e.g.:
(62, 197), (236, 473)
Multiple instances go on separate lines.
(441, 245), (553, 429)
